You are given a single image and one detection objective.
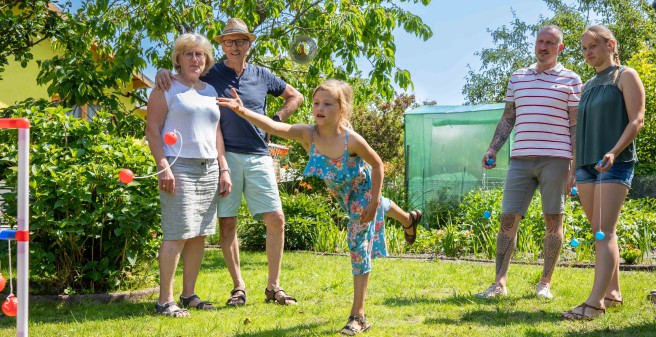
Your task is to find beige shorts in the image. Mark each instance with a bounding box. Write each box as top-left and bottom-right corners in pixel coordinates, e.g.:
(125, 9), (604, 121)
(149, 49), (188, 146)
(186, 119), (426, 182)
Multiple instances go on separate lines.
(502, 157), (570, 216)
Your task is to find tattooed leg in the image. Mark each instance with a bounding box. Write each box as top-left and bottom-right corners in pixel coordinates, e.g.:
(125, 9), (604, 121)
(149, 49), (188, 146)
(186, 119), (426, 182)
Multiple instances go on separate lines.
(541, 213), (563, 283)
(495, 214), (521, 287)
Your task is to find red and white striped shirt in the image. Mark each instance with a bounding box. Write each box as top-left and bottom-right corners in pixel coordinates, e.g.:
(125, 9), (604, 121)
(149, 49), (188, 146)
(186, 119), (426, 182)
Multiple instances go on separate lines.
(506, 63), (582, 159)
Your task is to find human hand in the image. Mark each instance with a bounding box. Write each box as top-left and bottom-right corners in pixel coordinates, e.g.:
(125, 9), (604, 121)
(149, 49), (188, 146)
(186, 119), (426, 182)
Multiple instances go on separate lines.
(566, 171), (577, 198)
(219, 171), (232, 198)
(155, 69), (174, 91)
(216, 88), (245, 114)
(596, 153), (615, 172)
(482, 149), (497, 169)
(159, 166), (175, 194)
(361, 201), (379, 223)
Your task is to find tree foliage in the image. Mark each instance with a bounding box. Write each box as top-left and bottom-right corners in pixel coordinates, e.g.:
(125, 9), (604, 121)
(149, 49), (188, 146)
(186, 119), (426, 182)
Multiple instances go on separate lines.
(463, 0), (656, 105)
(3, 0), (432, 112)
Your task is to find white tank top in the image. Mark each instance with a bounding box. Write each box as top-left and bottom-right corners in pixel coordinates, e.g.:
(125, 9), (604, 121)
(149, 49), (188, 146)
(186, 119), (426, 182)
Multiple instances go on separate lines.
(161, 79), (221, 159)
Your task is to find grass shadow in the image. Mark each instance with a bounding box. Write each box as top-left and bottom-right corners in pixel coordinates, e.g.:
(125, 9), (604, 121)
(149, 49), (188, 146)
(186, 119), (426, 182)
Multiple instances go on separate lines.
(426, 309), (561, 326)
(562, 321), (656, 337)
(232, 322), (325, 337)
(383, 291), (526, 307)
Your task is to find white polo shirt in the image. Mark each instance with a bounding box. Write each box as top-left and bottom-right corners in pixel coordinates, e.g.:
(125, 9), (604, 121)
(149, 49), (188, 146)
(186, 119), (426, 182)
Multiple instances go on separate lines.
(505, 63), (582, 159)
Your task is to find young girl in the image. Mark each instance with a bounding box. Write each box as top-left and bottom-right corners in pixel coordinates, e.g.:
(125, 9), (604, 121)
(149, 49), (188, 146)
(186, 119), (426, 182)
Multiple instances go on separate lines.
(217, 80), (422, 335)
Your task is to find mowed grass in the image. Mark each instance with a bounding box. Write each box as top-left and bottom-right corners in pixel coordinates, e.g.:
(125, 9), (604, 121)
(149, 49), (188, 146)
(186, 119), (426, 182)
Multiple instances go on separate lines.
(0, 250), (654, 336)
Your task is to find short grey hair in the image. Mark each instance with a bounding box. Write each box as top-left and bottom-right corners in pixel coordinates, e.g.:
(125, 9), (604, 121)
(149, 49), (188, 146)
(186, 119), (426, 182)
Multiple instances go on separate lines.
(538, 25), (563, 44)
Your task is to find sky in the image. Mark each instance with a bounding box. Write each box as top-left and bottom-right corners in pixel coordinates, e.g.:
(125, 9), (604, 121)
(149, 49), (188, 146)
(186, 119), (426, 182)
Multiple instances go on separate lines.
(65, 0), (555, 106)
(390, 0), (552, 105)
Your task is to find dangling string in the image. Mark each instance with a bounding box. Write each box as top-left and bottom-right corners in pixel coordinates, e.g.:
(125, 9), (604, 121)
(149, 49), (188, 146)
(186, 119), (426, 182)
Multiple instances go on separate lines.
(7, 240), (13, 297)
(134, 129), (183, 179)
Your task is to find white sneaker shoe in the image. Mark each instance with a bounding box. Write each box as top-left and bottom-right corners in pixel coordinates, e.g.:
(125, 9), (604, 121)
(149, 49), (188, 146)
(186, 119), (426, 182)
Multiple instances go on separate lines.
(536, 282), (553, 299)
(475, 283), (507, 298)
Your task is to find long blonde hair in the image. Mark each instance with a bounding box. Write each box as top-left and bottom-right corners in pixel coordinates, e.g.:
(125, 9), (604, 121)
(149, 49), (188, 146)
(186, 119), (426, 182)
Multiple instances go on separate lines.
(312, 80), (353, 129)
(581, 25), (620, 65)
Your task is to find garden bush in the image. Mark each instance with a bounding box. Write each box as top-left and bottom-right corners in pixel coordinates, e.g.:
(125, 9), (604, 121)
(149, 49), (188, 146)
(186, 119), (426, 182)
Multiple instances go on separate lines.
(0, 106), (160, 294)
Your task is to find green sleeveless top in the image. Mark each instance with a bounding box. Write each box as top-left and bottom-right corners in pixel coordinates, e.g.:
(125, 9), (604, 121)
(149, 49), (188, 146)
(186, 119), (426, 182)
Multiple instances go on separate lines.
(575, 65), (636, 168)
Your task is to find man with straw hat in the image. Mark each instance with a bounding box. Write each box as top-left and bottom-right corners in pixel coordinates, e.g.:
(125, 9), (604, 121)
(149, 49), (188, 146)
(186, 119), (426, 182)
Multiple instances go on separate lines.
(155, 18), (304, 307)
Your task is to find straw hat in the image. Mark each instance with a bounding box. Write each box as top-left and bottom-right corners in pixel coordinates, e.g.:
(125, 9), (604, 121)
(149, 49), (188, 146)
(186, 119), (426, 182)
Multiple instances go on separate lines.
(214, 18), (256, 43)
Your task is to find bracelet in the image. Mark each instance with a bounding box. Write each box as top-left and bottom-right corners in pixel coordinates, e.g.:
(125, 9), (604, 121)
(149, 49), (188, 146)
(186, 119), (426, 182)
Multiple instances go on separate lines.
(219, 168), (231, 174)
(272, 115), (281, 122)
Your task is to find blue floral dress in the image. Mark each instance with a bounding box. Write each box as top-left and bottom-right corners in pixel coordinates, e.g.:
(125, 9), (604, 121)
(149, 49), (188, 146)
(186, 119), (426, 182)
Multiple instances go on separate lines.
(303, 127), (390, 275)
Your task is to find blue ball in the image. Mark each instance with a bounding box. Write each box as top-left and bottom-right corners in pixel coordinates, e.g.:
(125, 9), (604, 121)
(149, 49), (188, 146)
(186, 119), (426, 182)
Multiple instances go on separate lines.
(571, 186), (578, 196)
(570, 238), (579, 247)
(597, 160), (603, 167)
(483, 210), (491, 219)
(595, 230), (605, 241)
(486, 158), (495, 166)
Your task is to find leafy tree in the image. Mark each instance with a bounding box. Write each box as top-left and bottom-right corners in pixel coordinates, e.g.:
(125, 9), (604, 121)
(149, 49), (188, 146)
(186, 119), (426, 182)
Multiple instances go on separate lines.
(6, 0), (432, 113)
(0, 0), (66, 80)
(463, 0), (656, 105)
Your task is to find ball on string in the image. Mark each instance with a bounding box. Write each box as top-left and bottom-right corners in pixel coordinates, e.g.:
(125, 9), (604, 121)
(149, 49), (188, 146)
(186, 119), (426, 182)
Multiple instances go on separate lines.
(570, 186), (578, 196)
(119, 169), (134, 184)
(0, 274), (5, 292)
(163, 132), (178, 145)
(597, 160), (603, 167)
(595, 230), (605, 241)
(2, 295), (17, 317)
(289, 35), (318, 64)
(570, 238), (579, 248)
(483, 210), (491, 219)
(486, 158), (495, 166)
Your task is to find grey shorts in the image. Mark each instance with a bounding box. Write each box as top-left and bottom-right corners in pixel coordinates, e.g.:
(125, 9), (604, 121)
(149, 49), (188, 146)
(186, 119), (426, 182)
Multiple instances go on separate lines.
(160, 157), (219, 240)
(502, 157), (570, 216)
(217, 152), (282, 220)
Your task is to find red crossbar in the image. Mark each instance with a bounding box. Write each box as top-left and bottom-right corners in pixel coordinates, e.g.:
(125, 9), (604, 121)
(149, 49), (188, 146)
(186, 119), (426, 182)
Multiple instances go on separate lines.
(0, 118), (30, 129)
(15, 230), (29, 242)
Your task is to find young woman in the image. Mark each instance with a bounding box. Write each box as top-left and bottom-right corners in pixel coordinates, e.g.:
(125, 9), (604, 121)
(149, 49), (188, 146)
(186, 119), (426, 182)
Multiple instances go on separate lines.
(561, 25), (645, 320)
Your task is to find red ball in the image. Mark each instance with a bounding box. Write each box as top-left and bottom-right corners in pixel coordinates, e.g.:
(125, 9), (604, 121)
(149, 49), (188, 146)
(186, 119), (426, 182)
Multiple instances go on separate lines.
(163, 132), (178, 145)
(119, 169), (134, 184)
(0, 274), (5, 292)
(2, 296), (17, 317)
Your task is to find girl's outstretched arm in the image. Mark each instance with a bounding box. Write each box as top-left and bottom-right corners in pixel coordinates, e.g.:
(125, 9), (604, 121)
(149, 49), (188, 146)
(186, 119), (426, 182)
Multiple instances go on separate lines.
(217, 88), (311, 147)
(349, 130), (384, 223)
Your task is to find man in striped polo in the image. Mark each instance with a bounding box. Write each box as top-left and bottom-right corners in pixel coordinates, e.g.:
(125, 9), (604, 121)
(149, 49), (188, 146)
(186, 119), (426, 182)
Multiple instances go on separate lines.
(476, 25), (582, 299)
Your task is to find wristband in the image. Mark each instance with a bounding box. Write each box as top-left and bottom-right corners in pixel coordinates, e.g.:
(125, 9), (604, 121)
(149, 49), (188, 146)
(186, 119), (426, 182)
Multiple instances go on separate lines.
(220, 168), (231, 174)
(272, 115), (281, 122)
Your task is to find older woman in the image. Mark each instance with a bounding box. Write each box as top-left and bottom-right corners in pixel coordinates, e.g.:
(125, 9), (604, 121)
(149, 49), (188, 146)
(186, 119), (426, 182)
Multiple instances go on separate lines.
(562, 25), (645, 320)
(146, 33), (232, 317)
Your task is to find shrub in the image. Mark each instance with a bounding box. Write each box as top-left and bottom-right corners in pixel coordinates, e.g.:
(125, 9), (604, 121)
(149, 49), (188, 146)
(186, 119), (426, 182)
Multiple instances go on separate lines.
(0, 106), (159, 294)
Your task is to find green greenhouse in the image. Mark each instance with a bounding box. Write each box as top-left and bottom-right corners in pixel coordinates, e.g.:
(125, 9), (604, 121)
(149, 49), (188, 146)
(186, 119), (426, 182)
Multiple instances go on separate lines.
(404, 103), (512, 209)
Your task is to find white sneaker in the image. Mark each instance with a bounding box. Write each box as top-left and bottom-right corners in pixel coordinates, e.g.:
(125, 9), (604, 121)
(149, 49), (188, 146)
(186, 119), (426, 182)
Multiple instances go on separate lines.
(536, 282), (553, 299)
(475, 283), (507, 298)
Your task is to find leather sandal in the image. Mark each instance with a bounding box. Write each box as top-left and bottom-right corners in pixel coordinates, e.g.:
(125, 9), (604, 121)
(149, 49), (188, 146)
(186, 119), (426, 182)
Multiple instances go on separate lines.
(402, 210), (422, 245)
(604, 296), (624, 308)
(265, 286), (297, 305)
(155, 301), (189, 318)
(561, 302), (606, 320)
(226, 286), (247, 306)
(179, 294), (214, 310)
(339, 315), (371, 335)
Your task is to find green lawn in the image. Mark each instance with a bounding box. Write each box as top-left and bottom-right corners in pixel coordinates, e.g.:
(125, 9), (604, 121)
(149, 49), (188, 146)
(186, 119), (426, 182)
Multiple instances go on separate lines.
(0, 250), (654, 336)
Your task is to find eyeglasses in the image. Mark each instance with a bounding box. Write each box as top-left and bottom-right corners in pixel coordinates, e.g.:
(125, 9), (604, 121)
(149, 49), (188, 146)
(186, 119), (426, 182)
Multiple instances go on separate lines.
(182, 51), (205, 60)
(222, 39), (249, 47)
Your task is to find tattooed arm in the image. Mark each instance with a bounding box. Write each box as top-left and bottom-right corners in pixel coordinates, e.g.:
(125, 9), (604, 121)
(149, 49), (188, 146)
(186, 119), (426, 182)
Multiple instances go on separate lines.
(483, 101), (516, 168)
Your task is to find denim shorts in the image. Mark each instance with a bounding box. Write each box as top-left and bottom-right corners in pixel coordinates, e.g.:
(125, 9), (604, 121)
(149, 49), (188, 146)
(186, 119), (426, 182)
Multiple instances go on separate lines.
(576, 161), (635, 188)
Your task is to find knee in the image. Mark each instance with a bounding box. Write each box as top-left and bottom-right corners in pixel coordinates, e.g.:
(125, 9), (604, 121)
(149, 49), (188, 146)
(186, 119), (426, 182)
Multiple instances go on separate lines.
(219, 217), (238, 236)
(264, 211), (285, 232)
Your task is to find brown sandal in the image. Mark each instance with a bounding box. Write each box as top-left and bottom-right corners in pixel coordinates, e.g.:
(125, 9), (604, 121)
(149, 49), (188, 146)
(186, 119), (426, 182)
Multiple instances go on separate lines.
(561, 302), (606, 320)
(604, 296), (623, 308)
(265, 286), (297, 305)
(226, 286), (246, 306)
(339, 315), (371, 335)
(402, 210), (422, 245)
